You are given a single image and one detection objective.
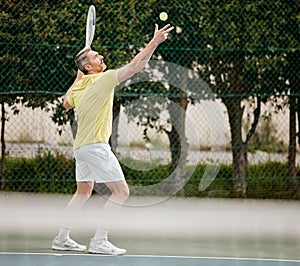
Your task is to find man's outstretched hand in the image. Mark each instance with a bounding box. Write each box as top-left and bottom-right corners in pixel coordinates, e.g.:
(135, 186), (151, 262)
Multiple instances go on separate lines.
(117, 24), (174, 83)
(151, 24), (174, 45)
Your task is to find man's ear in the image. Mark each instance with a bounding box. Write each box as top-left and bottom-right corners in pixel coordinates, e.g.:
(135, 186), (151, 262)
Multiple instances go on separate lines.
(84, 64), (92, 72)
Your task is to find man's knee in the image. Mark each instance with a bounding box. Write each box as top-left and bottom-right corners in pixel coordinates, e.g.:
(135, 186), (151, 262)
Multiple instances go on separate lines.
(109, 182), (130, 199)
(76, 189), (92, 198)
(121, 184), (130, 199)
(76, 182), (93, 198)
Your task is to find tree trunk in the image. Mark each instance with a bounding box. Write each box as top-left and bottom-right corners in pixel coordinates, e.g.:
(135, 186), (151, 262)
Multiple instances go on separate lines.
(166, 89), (189, 194)
(1, 103), (6, 190)
(224, 98), (247, 197)
(289, 50), (300, 192)
(288, 96), (297, 178)
(167, 97), (188, 173)
(110, 100), (121, 155)
(167, 125), (180, 173)
(297, 96), (300, 148)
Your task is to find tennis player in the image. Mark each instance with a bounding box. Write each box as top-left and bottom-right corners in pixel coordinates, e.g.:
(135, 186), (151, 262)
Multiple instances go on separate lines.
(52, 24), (174, 255)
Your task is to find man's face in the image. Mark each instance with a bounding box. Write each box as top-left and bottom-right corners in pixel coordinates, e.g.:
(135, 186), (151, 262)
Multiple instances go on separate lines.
(85, 50), (106, 74)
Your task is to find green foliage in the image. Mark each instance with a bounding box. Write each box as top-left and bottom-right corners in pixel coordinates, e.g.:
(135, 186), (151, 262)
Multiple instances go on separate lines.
(1, 1), (82, 95)
(184, 164), (233, 197)
(1, 155), (299, 199)
(2, 152), (76, 194)
(122, 160), (170, 186)
(1, 0), (299, 106)
(246, 162), (292, 198)
(197, 0), (299, 97)
(185, 162), (299, 199)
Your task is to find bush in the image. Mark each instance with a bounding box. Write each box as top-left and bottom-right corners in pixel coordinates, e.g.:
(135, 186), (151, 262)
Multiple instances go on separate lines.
(184, 162), (299, 199)
(2, 152), (76, 194)
(246, 162), (292, 199)
(183, 164), (233, 198)
(1, 154), (299, 199)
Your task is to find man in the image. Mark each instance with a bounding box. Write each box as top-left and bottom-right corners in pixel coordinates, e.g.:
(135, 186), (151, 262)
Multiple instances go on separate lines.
(52, 24), (174, 255)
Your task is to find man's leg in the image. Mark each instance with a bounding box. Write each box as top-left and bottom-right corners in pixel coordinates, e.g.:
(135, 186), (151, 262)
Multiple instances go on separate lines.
(67, 181), (94, 209)
(88, 181), (129, 255)
(104, 180), (130, 209)
(52, 181), (94, 251)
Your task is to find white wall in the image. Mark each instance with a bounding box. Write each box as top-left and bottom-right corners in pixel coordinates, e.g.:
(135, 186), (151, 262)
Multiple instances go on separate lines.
(2, 98), (289, 149)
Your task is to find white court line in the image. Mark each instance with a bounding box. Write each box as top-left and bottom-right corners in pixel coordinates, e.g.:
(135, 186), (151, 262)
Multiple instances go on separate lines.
(0, 252), (299, 263)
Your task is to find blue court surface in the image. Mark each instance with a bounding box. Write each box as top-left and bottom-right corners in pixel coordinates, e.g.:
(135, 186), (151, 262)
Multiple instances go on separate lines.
(1, 253), (300, 266)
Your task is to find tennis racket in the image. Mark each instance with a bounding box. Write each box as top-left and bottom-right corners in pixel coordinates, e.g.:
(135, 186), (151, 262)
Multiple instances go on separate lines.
(85, 5), (96, 48)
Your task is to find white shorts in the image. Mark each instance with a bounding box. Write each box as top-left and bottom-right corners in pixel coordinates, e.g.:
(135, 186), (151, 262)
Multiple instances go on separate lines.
(74, 142), (125, 183)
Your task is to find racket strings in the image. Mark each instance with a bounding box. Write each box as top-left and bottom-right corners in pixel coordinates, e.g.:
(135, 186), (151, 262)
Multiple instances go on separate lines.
(85, 5), (96, 48)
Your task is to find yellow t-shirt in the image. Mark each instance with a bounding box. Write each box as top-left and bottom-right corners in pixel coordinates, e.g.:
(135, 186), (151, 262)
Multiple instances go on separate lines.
(68, 70), (119, 150)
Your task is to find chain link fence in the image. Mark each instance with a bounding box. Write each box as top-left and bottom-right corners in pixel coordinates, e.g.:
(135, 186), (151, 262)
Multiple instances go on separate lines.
(1, 0), (300, 199)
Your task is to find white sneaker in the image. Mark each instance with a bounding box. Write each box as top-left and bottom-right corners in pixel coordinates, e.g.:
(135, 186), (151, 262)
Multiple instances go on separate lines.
(88, 238), (126, 255)
(52, 236), (86, 252)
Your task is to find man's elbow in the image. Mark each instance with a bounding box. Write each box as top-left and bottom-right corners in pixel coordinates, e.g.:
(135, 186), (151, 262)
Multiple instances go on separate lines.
(131, 61), (145, 74)
(63, 99), (73, 110)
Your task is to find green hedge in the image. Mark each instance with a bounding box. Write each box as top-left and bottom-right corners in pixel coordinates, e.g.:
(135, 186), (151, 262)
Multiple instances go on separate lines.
(184, 162), (299, 199)
(1, 153), (299, 199)
(2, 152), (76, 194)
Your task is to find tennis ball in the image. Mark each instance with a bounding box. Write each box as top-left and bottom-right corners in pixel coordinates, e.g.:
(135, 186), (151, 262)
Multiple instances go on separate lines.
(159, 12), (168, 21)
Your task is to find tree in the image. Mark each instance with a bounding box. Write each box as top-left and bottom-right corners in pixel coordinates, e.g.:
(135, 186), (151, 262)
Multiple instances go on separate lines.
(130, 0), (300, 197)
(283, 3), (300, 191)
(191, 0), (299, 196)
(1, 1), (91, 189)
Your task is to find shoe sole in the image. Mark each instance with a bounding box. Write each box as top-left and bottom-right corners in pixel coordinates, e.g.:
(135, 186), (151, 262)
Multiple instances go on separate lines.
(52, 246), (86, 252)
(88, 249), (126, 255)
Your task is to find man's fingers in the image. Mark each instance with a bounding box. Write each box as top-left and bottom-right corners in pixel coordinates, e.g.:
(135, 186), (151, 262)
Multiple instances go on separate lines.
(153, 24), (174, 43)
(159, 24), (173, 32)
(164, 26), (174, 33)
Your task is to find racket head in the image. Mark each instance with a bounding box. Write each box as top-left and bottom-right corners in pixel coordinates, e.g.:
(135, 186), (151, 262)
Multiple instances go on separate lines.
(85, 5), (96, 48)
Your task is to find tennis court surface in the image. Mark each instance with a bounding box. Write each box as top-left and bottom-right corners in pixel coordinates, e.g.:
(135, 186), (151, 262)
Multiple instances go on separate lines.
(1, 253), (300, 266)
(0, 193), (299, 265)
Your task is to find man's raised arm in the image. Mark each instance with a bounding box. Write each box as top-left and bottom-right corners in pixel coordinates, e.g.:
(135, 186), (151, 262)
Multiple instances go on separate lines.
(63, 69), (84, 109)
(117, 24), (174, 83)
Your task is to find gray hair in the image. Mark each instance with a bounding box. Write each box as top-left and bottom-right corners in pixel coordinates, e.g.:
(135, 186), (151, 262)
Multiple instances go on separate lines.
(75, 47), (91, 74)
